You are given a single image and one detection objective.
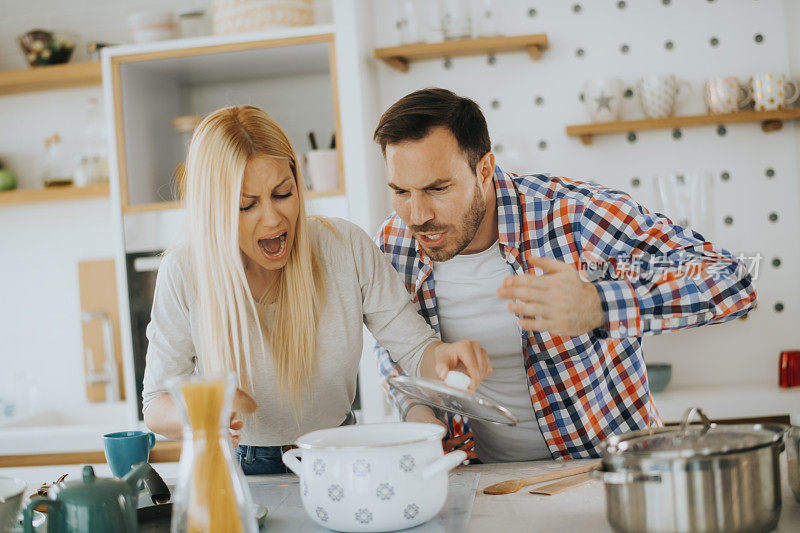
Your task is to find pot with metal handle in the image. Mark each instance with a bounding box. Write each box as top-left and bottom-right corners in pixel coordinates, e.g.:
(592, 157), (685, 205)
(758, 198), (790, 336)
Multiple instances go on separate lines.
(593, 406), (786, 533)
(788, 415), (800, 502)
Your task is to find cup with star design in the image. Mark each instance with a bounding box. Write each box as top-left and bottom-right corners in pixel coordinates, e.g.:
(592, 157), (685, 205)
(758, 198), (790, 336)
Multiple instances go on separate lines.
(582, 78), (624, 122)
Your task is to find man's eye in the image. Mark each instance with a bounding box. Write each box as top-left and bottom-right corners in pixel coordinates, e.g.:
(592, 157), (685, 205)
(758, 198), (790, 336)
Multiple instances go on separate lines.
(392, 189), (408, 196)
(430, 187), (448, 192)
(239, 203), (256, 212)
(274, 191), (293, 199)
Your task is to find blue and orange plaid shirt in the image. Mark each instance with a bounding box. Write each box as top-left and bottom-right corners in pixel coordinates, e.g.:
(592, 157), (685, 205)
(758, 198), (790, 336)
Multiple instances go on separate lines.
(374, 166), (757, 459)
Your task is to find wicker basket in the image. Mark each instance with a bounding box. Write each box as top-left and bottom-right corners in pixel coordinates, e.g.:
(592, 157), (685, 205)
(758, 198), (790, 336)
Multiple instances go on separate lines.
(212, 0), (314, 35)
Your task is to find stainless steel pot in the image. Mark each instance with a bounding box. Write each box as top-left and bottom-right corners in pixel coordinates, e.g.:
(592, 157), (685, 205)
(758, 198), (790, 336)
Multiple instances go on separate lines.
(592, 407), (786, 533)
(788, 420), (800, 502)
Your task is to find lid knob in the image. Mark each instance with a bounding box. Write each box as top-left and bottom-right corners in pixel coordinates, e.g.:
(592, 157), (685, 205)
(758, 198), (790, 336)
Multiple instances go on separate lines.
(81, 465), (96, 483)
(444, 371), (470, 390)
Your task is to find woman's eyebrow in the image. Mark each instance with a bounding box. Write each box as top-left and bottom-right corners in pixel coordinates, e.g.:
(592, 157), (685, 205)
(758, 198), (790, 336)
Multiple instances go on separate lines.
(272, 176), (293, 190)
(240, 176), (293, 198)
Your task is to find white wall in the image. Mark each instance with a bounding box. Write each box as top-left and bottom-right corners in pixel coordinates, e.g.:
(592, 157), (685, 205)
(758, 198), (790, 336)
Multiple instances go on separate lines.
(370, 0), (800, 390)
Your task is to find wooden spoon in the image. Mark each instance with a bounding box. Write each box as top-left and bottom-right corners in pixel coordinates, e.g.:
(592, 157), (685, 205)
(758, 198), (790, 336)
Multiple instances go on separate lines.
(529, 471), (594, 495)
(483, 461), (599, 495)
(233, 388), (258, 414)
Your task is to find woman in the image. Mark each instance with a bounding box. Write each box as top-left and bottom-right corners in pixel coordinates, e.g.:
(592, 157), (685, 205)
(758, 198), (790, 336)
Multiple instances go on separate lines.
(142, 105), (491, 474)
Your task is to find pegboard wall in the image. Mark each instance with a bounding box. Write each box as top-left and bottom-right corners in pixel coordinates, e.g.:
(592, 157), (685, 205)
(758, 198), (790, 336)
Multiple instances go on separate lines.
(370, 0), (800, 390)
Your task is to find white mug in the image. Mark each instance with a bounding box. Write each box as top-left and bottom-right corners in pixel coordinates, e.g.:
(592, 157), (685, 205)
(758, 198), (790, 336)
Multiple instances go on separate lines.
(304, 150), (340, 192)
(583, 78), (624, 122)
(751, 73), (800, 111)
(638, 75), (691, 119)
(704, 77), (752, 114)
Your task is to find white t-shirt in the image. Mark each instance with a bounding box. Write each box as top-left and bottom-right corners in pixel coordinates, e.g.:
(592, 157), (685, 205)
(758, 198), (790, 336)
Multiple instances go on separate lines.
(433, 242), (552, 462)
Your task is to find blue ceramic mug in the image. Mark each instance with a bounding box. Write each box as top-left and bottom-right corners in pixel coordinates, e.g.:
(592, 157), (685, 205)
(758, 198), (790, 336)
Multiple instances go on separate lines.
(102, 431), (156, 478)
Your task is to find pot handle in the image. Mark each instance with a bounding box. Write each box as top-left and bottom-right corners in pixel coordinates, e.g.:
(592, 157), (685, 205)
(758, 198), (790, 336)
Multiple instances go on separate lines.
(282, 448), (303, 478)
(679, 406), (712, 437)
(422, 450), (467, 481)
(23, 498), (62, 533)
(590, 469), (662, 484)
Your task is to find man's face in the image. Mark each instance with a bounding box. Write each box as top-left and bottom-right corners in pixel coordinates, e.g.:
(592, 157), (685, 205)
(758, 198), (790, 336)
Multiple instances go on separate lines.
(386, 127), (486, 262)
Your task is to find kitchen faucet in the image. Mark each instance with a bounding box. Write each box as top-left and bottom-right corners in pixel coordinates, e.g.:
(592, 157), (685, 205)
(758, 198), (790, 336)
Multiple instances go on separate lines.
(81, 310), (121, 402)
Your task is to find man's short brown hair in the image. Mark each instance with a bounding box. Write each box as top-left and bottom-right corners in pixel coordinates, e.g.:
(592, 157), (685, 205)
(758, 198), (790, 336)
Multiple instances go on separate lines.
(373, 88), (491, 171)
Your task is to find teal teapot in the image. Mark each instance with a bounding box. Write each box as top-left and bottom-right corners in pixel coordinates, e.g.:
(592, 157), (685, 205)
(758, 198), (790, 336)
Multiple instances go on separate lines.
(22, 463), (152, 533)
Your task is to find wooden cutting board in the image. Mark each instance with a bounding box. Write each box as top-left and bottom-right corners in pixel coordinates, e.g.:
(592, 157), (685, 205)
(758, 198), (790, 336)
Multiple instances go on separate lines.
(78, 259), (125, 401)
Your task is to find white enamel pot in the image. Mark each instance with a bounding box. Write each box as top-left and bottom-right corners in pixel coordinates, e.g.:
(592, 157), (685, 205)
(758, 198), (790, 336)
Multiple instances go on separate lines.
(282, 422), (466, 532)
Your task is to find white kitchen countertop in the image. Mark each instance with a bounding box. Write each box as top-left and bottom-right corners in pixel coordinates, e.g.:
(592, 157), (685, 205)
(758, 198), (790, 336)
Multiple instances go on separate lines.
(3, 383), (798, 456)
(2, 458), (798, 532)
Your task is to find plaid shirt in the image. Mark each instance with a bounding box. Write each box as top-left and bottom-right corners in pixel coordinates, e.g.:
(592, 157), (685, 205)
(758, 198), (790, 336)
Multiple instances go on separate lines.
(374, 166), (757, 459)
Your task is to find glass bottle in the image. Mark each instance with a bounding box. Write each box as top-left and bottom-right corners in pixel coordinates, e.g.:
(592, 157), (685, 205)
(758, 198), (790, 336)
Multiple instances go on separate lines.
(168, 374), (257, 533)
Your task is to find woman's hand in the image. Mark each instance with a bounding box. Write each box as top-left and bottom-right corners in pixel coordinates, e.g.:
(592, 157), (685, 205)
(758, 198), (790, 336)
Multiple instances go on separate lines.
(421, 340), (493, 390)
(230, 416), (244, 447)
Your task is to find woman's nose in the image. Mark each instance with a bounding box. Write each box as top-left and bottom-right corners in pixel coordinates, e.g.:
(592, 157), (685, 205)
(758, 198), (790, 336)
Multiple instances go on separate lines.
(257, 201), (282, 227)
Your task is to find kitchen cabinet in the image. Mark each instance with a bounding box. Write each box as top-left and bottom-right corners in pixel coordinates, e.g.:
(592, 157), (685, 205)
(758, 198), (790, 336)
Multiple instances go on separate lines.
(106, 30), (344, 214)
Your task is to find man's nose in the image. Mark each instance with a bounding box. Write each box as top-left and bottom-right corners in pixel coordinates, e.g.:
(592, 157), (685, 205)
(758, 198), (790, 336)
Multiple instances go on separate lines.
(408, 194), (434, 226)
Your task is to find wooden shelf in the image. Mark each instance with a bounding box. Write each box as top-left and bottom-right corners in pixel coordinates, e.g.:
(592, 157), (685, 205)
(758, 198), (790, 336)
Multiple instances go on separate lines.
(0, 183), (109, 207)
(566, 108), (800, 145)
(0, 61), (102, 96)
(375, 33), (549, 72)
(122, 201), (183, 215)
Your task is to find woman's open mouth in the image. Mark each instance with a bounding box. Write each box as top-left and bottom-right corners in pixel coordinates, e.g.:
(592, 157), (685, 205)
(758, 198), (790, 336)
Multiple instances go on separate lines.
(258, 232), (287, 260)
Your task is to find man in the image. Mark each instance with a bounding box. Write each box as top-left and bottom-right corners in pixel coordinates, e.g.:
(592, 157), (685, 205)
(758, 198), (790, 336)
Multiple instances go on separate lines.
(372, 88), (757, 461)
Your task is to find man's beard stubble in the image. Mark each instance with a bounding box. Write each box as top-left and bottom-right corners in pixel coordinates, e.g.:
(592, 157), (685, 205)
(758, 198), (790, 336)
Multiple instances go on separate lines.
(411, 183), (486, 262)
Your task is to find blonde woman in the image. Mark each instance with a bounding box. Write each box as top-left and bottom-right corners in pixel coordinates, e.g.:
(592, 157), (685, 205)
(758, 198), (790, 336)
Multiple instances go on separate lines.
(141, 105), (491, 475)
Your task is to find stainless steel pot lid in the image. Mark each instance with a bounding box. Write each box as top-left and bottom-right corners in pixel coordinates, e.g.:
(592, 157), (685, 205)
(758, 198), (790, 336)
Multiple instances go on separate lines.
(388, 374), (518, 426)
(604, 407), (786, 459)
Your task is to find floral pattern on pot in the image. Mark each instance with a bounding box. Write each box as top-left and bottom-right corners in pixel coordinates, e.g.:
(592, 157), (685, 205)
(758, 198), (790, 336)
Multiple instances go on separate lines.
(328, 484), (344, 502)
(404, 503), (420, 520)
(353, 459), (371, 476)
(315, 507), (329, 522)
(355, 509), (373, 524)
(313, 458), (326, 476)
(302, 480), (308, 497)
(376, 483), (395, 500)
(399, 454), (415, 472)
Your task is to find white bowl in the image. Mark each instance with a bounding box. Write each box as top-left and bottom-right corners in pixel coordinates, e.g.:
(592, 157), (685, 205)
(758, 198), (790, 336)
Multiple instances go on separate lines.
(283, 422), (466, 532)
(0, 477), (27, 533)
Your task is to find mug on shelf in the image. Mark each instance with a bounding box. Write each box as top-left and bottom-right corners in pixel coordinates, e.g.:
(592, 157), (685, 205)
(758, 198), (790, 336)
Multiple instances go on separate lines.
(751, 73), (800, 111)
(638, 75), (692, 119)
(583, 78), (624, 122)
(704, 77), (752, 114)
(304, 150), (340, 192)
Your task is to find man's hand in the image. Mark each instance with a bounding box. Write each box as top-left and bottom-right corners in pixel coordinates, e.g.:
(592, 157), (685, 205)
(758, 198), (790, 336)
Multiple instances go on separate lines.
(405, 405), (477, 460)
(421, 340), (493, 390)
(497, 252), (605, 337)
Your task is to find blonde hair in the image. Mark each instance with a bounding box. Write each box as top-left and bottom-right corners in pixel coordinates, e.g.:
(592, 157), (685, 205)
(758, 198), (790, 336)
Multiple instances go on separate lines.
(183, 105), (324, 406)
